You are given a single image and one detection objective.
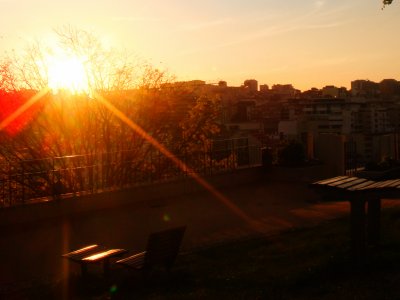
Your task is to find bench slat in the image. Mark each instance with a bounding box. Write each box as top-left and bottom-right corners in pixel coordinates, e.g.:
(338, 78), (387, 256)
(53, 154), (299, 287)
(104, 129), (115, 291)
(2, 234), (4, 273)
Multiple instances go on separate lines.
(82, 249), (127, 262)
(313, 176), (349, 186)
(361, 180), (393, 190)
(337, 178), (367, 189)
(328, 177), (359, 187)
(348, 180), (376, 191)
(117, 251), (146, 268)
(386, 179), (400, 188)
(375, 179), (400, 188)
(62, 244), (101, 261)
(63, 244), (98, 256)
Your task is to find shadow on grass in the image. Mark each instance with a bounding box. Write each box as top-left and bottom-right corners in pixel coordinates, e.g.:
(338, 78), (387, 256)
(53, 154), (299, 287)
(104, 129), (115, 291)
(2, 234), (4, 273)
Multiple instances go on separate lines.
(5, 207), (400, 299)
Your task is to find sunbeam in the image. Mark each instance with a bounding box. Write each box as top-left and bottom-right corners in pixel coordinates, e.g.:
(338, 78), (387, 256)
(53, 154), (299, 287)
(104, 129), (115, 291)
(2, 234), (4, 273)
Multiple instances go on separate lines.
(94, 92), (264, 232)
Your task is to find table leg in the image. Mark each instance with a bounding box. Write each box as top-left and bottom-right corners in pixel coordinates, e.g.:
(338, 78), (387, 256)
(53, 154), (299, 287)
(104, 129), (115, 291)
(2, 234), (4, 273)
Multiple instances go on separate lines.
(103, 258), (110, 277)
(350, 198), (366, 262)
(367, 198), (381, 246)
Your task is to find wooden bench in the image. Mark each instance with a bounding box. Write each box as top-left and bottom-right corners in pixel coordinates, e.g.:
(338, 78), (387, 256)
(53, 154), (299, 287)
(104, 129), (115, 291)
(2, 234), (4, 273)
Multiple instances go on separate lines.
(116, 226), (186, 274)
(62, 244), (127, 276)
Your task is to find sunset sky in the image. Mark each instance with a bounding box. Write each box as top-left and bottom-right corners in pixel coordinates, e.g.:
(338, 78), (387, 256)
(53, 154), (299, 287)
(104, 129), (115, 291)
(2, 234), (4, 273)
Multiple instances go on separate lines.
(0, 0), (399, 91)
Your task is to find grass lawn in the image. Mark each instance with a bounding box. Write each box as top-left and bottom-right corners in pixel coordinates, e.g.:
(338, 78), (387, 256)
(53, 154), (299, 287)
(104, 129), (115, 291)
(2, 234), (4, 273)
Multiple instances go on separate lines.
(7, 207), (400, 299)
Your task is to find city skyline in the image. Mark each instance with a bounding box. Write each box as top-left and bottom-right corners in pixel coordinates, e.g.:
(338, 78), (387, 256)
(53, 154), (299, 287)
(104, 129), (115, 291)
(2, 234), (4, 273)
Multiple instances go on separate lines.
(0, 0), (399, 91)
(165, 76), (400, 93)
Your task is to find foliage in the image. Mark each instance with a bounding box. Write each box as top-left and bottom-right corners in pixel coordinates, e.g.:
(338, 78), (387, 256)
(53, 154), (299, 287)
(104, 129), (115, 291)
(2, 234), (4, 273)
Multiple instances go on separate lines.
(383, 0), (394, 8)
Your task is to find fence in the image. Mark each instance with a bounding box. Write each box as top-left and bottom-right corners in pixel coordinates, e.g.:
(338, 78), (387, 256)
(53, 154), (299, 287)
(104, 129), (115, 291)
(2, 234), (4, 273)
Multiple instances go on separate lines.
(0, 143), (262, 207)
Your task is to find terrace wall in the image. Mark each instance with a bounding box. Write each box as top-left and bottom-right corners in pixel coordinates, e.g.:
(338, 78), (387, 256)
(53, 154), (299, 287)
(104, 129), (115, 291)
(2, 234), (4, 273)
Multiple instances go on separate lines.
(0, 167), (264, 227)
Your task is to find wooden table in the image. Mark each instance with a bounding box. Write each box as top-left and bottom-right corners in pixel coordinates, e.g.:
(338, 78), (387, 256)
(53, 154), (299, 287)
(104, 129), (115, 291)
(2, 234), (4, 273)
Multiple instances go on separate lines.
(311, 176), (400, 261)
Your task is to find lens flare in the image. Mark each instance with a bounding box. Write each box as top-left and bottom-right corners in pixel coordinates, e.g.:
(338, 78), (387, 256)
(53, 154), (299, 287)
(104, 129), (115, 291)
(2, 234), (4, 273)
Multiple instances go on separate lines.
(94, 92), (263, 232)
(0, 88), (49, 134)
(163, 214), (171, 222)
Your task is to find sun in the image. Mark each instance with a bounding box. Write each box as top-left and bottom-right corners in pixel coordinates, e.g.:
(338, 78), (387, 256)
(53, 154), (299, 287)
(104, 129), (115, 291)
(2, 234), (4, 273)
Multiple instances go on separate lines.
(46, 54), (89, 94)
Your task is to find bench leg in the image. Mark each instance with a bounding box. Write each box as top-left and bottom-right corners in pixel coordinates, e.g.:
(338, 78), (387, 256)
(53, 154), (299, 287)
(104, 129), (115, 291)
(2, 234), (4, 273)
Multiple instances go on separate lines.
(350, 198), (366, 263)
(80, 263), (88, 277)
(367, 198), (381, 247)
(103, 259), (110, 277)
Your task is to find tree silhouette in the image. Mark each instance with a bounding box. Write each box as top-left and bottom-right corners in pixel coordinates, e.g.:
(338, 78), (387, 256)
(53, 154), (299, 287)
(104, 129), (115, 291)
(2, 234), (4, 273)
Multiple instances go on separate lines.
(383, 0), (394, 8)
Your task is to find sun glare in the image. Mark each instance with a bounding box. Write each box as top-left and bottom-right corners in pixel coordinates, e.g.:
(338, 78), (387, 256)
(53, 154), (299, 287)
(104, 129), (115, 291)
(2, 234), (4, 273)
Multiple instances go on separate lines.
(46, 55), (89, 94)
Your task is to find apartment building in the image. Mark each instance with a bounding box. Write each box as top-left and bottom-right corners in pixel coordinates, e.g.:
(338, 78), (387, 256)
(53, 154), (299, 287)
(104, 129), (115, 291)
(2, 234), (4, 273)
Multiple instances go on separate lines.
(278, 97), (399, 166)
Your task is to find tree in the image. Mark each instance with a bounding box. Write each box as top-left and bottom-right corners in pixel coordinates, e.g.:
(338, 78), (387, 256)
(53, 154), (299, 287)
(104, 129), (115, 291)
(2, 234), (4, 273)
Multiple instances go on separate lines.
(0, 27), (222, 202)
(383, 0), (394, 8)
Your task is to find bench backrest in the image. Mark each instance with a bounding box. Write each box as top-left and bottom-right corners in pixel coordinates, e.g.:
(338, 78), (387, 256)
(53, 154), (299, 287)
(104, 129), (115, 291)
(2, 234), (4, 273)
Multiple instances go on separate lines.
(144, 226), (186, 270)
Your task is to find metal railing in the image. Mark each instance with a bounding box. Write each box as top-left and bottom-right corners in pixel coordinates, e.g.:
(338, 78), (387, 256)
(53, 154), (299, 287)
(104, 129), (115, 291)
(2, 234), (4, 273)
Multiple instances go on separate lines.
(0, 144), (262, 207)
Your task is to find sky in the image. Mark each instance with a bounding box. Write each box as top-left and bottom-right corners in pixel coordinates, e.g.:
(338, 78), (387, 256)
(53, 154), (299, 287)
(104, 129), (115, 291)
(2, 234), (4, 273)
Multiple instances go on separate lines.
(0, 0), (399, 91)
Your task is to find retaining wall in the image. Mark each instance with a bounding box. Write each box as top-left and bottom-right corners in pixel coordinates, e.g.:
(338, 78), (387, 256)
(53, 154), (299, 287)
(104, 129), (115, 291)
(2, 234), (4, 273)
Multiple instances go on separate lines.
(0, 167), (264, 227)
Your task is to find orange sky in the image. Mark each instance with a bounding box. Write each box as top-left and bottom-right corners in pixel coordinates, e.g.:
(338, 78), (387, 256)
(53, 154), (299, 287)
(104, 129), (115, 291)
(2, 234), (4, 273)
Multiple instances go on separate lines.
(0, 0), (399, 91)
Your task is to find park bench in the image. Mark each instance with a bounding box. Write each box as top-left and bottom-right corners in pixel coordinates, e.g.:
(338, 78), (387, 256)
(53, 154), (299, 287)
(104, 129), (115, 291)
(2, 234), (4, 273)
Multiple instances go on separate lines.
(116, 226), (186, 274)
(310, 175), (400, 261)
(62, 244), (127, 276)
